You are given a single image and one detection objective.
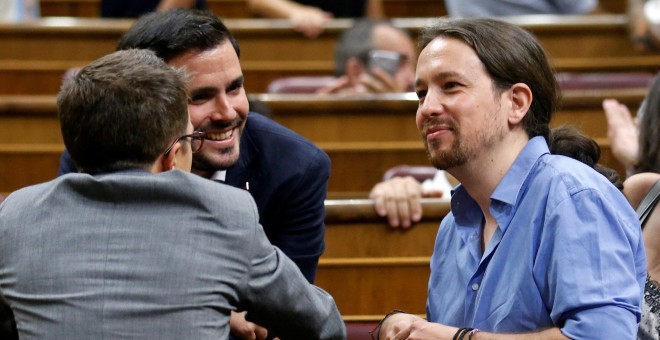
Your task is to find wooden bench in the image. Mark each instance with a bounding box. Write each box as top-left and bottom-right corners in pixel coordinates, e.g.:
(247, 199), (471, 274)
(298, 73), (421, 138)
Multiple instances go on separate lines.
(0, 15), (657, 95)
(0, 15), (649, 62)
(0, 87), (636, 192)
(317, 198), (449, 317)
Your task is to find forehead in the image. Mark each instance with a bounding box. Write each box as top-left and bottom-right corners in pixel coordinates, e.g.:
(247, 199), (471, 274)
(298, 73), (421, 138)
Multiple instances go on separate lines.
(416, 37), (487, 80)
(372, 25), (416, 59)
(167, 42), (241, 82)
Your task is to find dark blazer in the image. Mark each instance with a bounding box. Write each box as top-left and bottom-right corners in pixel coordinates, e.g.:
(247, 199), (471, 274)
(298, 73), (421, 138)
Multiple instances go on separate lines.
(58, 113), (330, 283)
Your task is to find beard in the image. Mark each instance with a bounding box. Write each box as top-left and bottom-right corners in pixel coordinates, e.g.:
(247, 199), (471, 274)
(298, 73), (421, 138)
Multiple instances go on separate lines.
(192, 144), (240, 172)
(192, 116), (245, 172)
(422, 110), (506, 170)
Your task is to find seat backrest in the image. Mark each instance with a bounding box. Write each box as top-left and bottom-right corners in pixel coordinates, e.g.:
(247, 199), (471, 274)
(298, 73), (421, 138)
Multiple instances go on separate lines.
(383, 165), (437, 182)
(267, 76), (337, 94)
(556, 72), (656, 90)
(345, 321), (378, 340)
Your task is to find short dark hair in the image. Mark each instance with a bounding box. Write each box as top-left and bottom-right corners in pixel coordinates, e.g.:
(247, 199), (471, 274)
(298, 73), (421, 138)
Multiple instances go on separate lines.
(420, 18), (560, 141)
(58, 49), (189, 174)
(635, 72), (660, 173)
(117, 9), (240, 61)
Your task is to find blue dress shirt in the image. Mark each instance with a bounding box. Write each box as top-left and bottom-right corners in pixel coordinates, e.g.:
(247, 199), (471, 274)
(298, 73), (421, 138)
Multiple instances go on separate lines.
(427, 137), (646, 339)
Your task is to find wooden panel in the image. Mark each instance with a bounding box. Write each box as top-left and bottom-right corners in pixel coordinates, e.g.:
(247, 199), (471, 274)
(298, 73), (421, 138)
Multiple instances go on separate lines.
(316, 259), (429, 315)
(319, 198), (448, 316)
(257, 89), (646, 143)
(40, 0), (99, 17)
(0, 89), (635, 193)
(1, 58), (660, 96)
(0, 139), (625, 194)
(0, 15), (647, 62)
(5, 89), (644, 143)
(324, 198), (448, 257)
(0, 145), (62, 192)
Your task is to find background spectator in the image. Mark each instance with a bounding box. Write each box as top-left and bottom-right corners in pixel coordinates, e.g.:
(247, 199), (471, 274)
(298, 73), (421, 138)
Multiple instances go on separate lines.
(246, 0), (383, 38)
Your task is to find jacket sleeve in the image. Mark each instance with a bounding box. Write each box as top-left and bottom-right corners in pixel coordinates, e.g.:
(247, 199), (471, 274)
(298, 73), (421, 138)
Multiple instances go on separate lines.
(237, 192), (345, 340)
(272, 148), (330, 284)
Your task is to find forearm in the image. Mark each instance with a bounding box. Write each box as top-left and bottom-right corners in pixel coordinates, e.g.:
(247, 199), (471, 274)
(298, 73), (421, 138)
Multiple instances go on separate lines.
(380, 314), (569, 340)
(366, 0), (384, 18)
(246, 0), (309, 19)
(156, 0), (196, 11)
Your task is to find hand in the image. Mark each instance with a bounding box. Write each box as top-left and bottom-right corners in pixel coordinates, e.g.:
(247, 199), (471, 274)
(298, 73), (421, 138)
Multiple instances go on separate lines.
(379, 313), (455, 340)
(230, 311), (268, 340)
(370, 176), (423, 228)
(288, 6), (332, 38)
(602, 99), (639, 172)
(357, 68), (401, 93)
(316, 76), (356, 95)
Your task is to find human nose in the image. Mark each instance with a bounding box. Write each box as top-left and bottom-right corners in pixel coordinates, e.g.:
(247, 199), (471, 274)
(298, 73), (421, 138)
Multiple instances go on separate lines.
(208, 94), (237, 121)
(417, 89), (443, 119)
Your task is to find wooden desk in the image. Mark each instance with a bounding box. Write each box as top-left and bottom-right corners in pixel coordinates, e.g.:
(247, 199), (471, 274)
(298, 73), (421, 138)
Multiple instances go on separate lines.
(318, 198), (449, 317)
(255, 89), (646, 143)
(0, 15), (649, 61)
(0, 15), (657, 95)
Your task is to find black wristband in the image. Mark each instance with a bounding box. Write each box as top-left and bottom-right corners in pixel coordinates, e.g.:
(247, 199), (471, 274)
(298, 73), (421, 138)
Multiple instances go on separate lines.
(455, 327), (474, 340)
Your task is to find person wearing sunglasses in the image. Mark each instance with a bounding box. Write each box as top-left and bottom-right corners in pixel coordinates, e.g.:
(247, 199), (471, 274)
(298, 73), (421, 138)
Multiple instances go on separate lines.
(0, 49), (345, 340)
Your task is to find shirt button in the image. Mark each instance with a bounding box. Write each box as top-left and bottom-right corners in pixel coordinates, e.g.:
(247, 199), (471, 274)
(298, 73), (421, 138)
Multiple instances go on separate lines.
(471, 283), (480, 291)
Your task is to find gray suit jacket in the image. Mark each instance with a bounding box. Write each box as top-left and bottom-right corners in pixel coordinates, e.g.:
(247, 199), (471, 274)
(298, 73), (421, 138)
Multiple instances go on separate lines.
(0, 170), (345, 339)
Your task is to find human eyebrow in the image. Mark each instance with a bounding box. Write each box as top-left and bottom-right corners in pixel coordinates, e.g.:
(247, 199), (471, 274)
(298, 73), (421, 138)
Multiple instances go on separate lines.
(189, 86), (217, 98)
(227, 75), (245, 92)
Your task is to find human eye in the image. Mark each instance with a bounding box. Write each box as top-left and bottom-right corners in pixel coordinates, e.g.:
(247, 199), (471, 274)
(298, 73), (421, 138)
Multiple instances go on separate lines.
(188, 89), (215, 105)
(443, 81), (461, 90)
(227, 77), (244, 95)
(415, 88), (427, 100)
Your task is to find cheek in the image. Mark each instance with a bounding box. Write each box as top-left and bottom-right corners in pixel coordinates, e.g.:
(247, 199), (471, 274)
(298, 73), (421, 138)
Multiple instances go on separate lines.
(187, 105), (206, 128)
(415, 110), (424, 131)
(232, 90), (250, 119)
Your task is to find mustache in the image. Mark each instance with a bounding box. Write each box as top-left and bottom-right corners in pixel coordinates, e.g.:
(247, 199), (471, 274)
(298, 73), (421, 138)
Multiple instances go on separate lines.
(195, 117), (245, 133)
(422, 117), (457, 134)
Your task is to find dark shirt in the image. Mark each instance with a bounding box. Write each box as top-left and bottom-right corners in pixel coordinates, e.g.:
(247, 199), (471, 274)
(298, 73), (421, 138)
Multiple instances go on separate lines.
(100, 0), (207, 18)
(295, 0), (366, 17)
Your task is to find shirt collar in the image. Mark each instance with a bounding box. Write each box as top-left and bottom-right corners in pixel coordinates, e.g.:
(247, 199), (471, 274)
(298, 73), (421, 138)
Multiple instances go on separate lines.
(450, 136), (549, 228)
(490, 136), (549, 206)
(211, 170), (227, 182)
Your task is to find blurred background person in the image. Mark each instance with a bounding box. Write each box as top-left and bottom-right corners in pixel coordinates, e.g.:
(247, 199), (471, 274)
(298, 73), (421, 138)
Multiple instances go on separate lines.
(317, 19), (416, 94)
(0, 0), (39, 22)
(246, 0), (383, 38)
(629, 0), (660, 51)
(603, 71), (660, 176)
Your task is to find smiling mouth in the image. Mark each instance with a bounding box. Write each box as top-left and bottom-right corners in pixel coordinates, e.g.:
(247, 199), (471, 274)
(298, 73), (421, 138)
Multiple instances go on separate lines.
(204, 128), (234, 141)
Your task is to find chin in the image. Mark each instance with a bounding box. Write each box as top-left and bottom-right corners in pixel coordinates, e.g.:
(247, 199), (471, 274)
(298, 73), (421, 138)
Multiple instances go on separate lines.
(194, 147), (240, 172)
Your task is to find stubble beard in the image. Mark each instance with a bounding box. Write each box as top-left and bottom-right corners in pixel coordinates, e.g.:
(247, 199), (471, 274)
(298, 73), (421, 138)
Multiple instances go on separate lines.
(192, 146), (240, 173)
(423, 109), (507, 171)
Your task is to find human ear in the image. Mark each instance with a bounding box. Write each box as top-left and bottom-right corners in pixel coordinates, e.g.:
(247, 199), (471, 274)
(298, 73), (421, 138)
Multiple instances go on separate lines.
(160, 142), (181, 171)
(508, 83), (533, 125)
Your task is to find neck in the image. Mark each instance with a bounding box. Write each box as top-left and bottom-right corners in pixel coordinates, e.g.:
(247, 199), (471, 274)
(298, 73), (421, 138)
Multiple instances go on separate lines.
(448, 131), (529, 219)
